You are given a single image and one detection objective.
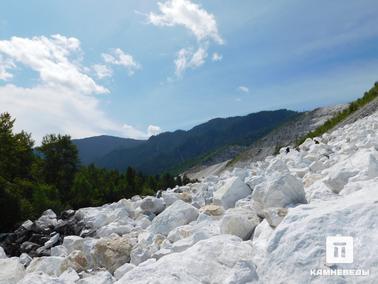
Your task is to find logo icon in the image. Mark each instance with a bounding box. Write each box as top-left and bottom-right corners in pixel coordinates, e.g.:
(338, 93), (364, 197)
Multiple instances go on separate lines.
(326, 235), (353, 264)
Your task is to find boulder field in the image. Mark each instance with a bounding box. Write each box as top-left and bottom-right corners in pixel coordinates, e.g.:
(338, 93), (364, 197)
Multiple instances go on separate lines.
(2, 111), (378, 283)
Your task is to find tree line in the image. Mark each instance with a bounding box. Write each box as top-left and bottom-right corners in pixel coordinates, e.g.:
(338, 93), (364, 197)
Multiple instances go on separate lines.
(0, 113), (191, 232)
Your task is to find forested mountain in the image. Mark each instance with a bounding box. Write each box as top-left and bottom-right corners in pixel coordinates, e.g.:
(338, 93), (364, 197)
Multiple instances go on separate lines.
(72, 135), (145, 165)
(95, 109), (300, 174)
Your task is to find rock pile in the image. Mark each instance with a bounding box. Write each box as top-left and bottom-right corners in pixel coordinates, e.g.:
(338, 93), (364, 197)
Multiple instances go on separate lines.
(1, 209), (83, 257)
(2, 111), (378, 283)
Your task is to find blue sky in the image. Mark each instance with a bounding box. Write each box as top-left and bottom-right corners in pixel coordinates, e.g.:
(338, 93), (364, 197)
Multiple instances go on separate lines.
(1, 0), (378, 143)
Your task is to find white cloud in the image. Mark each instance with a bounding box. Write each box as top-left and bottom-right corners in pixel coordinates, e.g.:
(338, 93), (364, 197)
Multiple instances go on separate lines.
(122, 124), (162, 139)
(175, 47), (207, 76)
(102, 48), (141, 75)
(148, 0), (223, 76)
(149, 0), (223, 44)
(147, 125), (162, 136)
(0, 84), (120, 144)
(92, 64), (113, 79)
(212, 52), (222, 62)
(0, 83), (161, 143)
(0, 35), (108, 94)
(0, 35), (152, 144)
(0, 55), (15, 80)
(238, 86), (249, 93)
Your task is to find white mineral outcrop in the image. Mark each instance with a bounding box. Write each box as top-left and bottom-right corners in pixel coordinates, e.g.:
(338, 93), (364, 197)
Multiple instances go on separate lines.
(213, 176), (251, 209)
(3, 110), (378, 283)
(115, 235), (259, 284)
(149, 200), (199, 235)
(0, 258), (25, 284)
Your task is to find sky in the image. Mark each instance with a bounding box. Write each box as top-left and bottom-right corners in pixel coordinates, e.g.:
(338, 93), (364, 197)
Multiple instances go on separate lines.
(1, 0), (378, 143)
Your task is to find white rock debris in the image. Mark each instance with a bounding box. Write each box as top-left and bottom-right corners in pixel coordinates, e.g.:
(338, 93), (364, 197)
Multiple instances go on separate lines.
(3, 110), (378, 283)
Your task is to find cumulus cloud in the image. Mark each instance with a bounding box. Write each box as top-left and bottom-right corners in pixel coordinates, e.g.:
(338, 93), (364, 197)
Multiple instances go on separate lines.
(92, 64), (113, 79)
(0, 55), (15, 80)
(122, 124), (162, 139)
(175, 47), (207, 76)
(149, 0), (223, 44)
(148, 0), (223, 76)
(212, 52), (222, 62)
(102, 48), (141, 75)
(0, 84), (120, 144)
(0, 34), (152, 143)
(0, 34), (108, 94)
(238, 86), (249, 93)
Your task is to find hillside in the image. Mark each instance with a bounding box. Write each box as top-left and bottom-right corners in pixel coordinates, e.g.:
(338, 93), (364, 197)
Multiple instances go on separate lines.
(95, 109), (300, 174)
(185, 82), (378, 180)
(184, 104), (347, 179)
(72, 135), (145, 165)
(229, 104), (348, 168)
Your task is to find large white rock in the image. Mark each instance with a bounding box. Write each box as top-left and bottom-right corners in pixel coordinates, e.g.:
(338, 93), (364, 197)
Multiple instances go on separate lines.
(62, 236), (84, 254)
(96, 223), (133, 238)
(51, 245), (68, 257)
(0, 257), (25, 284)
(324, 168), (358, 194)
(26, 256), (65, 277)
(220, 208), (260, 240)
(116, 235), (258, 284)
(35, 209), (58, 229)
(265, 159), (290, 176)
(251, 219), (274, 267)
(167, 216), (220, 245)
(171, 230), (211, 252)
(75, 200), (132, 230)
(140, 196), (165, 214)
(252, 174), (307, 208)
(161, 191), (180, 207)
(59, 267), (80, 282)
(213, 176), (252, 209)
(0, 246), (6, 259)
(150, 200), (199, 235)
(114, 263), (136, 280)
(77, 271), (115, 284)
(134, 215), (151, 229)
(17, 272), (64, 284)
(323, 148), (378, 194)
(258, 184), (378, 283)
(245, 175), (265, 191)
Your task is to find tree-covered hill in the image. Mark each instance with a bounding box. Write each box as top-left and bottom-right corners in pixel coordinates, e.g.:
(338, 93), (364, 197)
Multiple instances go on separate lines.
(72, 135), (145, 165)
(95, 109), (300, 174)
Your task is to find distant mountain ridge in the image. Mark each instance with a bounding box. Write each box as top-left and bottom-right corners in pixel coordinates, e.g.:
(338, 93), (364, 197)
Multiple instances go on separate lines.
(72, 135), (145, 165)
(74, 109), (299, 174)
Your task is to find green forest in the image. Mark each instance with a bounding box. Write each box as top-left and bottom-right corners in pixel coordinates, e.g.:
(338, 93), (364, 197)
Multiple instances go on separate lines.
(0, 113), (191, 232)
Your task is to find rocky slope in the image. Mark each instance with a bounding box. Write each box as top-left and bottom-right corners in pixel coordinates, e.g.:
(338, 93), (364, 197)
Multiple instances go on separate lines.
(1, 109), (378, 283)
(185, 104), (347, 180)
